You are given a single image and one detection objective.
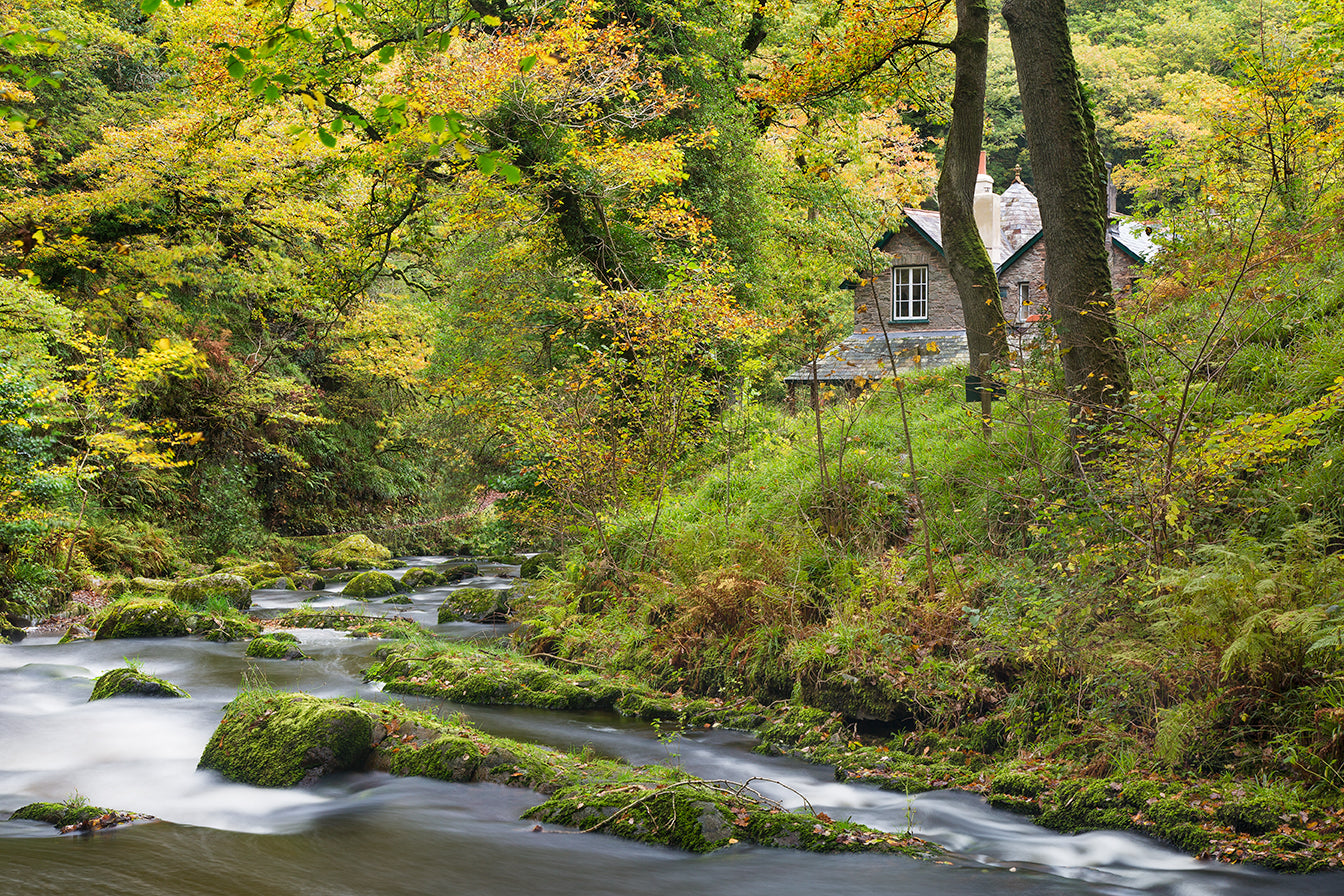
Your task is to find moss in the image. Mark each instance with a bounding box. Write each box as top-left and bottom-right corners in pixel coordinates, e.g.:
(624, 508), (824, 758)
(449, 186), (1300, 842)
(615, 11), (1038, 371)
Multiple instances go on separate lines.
(9, 800), (117, 828)
(168, 573), (253, 610)
(293, 572), (326, 590)
(342, 570), (406, 601)
(245, 633), (308, 660)
(437, 562), (478, 583)
(988, 770), (1047, 799)
(273, 608), (429, 641)
(186, 608), (261, 642)
(311, 535), (393, 569)
(437, 587), (510, 623)
(197, 693), (376, 787)
(400, 567), (445, 589)
(519, 552), (561, 579)
(215, 561), (285, 586)
(1217, 794), (1289, 835)
(90, 598), (189, 639)
(89, 666), (189, 700)
(527, 780), (934, 856)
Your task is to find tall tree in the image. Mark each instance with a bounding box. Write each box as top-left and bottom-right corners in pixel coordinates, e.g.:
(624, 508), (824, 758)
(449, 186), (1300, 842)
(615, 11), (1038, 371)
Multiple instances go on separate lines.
(1003, 0), (1131, 445)
(936, 0), (1008, 382)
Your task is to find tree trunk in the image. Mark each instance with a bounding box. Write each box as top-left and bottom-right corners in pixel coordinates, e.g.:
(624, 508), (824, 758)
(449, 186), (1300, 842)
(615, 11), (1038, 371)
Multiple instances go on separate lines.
(937, 0), (1008, 380)
(1002, 0), (1130, 439)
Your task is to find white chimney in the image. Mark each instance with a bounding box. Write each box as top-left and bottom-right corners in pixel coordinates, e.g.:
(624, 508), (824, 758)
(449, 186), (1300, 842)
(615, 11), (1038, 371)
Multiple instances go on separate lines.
(973, 151), (1001, 262)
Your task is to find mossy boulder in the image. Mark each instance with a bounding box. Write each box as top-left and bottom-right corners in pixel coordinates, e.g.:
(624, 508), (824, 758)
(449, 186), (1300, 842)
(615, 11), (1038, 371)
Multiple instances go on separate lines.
(400, 567), (445, 590)
(216, 561), (285, 585)
(90, 599), (189, 639)
(185, 609), (261, 642)
(198, 693), (377, 787)
(437, 587), (510, 623)
(437, 562), (478, 583)
(293, 571), (326, 590)
(130, 576), (174, 593)
(245, 633), (307, 660)
(168, 573), (252, 610)
(342, 570), (406, 601)
(90, 667), (189, 700)
(519, 553), (561, 579)
(9, 800), (141, 832)
(311, 535), (393, 569)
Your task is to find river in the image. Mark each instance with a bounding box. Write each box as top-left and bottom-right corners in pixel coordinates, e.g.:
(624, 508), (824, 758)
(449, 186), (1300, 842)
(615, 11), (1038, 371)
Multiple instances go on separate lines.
(2, 561), (1340, 896)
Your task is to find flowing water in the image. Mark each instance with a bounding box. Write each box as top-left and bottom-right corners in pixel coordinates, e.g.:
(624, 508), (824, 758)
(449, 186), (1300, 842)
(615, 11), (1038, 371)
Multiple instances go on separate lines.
(2, 561), (1340, 896)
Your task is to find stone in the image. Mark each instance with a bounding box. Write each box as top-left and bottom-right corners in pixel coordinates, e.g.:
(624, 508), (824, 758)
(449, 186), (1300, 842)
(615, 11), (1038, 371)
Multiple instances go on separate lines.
(341, 570), (406, 601)
(198, 693), (376, 787)
(437, 587), (510, 624)
(90, 667), (189, 700)
(311, 535), (393, 569)
(90, 599), (189, 639)
(245, 633), (308, 660)
(168, 573), (252, 610)
(399, 567), (445, 590)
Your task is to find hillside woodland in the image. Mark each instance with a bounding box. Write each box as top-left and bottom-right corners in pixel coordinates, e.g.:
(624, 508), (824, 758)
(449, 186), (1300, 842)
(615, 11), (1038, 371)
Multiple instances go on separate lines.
(2, 0), (1343, 869)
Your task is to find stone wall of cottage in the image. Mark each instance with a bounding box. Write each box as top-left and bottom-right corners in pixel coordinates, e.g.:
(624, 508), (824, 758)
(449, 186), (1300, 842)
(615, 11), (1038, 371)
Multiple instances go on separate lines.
(999, 242), (1047, 322)
(1109, 246), (1143, 298)
(854, 231), (963, 332)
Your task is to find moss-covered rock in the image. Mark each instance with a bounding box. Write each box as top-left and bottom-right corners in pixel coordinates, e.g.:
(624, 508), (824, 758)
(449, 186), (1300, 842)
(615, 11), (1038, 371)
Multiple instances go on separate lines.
(342, 570), (406, 601)
(89, 666), (189, 700)
(527, 781), (932, 855)
(519, 553), (561, 579)
(437, 562), (478, 583)
(400, 567), (445, 590)
(130, 576), (174, 593)
(90, 598), (189, 639)
(273, 608), (428, 641)
(311, 535), (393, 569)
(437, 586), (510, 623)
(293, 571), (326, 590)
(246, 633), (308, 660)
(258, 576), (296, 590)
(185, 608), (261, 642)
(216, 561), (285, 586)
(198, 693), (377, 787)
(168, 573), (252, 610)
(9, 799), (142, 832)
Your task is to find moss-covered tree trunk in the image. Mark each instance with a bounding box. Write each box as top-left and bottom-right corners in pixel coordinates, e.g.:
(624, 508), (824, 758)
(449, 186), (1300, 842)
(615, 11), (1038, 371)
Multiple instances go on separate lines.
(1002, 0), (1130, 453)
(937, 0), (1008, 380)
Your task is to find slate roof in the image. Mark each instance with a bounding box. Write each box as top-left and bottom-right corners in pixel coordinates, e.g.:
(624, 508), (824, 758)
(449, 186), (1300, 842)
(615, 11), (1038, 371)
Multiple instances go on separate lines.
(1110, 218), (1162, 262)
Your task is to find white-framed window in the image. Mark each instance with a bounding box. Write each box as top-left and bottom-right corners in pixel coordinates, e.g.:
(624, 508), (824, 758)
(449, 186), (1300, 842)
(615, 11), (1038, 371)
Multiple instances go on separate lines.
(1016, 281), (1030, 322)
(891, 265), (928, 322)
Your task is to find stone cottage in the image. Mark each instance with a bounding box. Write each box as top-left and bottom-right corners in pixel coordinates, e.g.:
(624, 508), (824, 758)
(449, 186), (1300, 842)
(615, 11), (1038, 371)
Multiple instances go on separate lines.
(784, 162), (1159, 408)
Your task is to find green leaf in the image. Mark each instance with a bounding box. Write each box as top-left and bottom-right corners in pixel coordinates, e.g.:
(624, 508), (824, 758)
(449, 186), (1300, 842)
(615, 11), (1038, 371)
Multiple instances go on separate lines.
(438, 32), (453, 51)
(225, 56), (247, 79)
(428, 115), (446, 134)
(377, 46), (395, 63)
(318, 127), (337, 148)
(501, 163), (521, 185)
(248, 75), (268, 97)
(140, 0), (162, 14)
(476, 153), (499, 176)
(482, 15), (501, 26)
(264, 85), (280, 102)
(519, 54), (538, 73)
